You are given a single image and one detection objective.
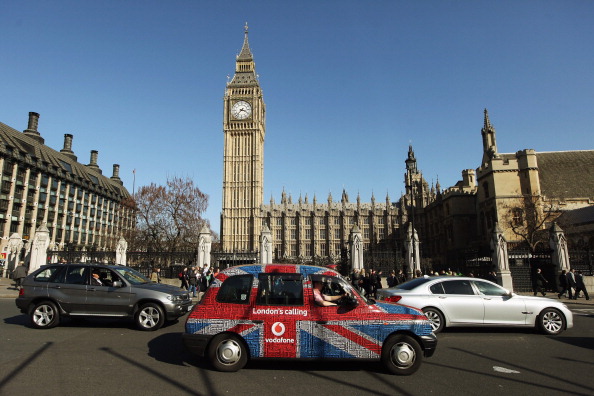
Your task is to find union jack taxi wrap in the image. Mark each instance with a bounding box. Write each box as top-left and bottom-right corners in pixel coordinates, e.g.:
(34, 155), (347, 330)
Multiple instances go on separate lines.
(183, 264), (437, 373)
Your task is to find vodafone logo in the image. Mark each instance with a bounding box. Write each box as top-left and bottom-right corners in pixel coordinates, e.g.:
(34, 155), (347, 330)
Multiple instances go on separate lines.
(271, 322), (286, 336)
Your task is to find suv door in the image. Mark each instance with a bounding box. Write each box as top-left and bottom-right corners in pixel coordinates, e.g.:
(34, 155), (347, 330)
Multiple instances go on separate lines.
(85, 267), (131, 315)
(48, 265), (89, 314)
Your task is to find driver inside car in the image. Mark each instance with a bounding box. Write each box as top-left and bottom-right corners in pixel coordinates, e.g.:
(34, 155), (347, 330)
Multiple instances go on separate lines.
(312, 280), (349, 306)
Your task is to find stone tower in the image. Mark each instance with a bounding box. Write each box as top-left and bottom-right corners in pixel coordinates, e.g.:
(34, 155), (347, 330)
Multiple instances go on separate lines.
(221, 24), (266, 252)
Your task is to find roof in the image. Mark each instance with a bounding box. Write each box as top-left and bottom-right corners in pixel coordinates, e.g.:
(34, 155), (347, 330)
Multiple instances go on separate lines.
(221, 264), (340, 278)
(536, 151), (594, 200)
(556, 205), (594, 227)
(0, 121), (131, 200)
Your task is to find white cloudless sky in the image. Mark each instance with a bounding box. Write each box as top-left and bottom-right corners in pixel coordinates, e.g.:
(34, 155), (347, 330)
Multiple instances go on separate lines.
(2, 0), (593, 234)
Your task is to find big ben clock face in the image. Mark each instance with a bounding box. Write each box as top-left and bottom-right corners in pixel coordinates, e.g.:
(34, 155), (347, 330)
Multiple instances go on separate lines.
(231, 100), (252, 120)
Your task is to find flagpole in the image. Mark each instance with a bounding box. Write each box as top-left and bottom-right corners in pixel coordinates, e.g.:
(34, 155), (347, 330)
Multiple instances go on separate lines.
(132, 169), (136, 199)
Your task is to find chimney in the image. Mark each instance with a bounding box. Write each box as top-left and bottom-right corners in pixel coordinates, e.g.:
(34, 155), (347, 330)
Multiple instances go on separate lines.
(60, 134), (77, 161)
(111, 164), (123, 185)
(87, 150), (102, 174)
(23, 112), (45, 144)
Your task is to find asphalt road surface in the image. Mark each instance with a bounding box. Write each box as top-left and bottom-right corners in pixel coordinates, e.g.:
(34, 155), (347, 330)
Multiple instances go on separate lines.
(1, 299), (593, 396)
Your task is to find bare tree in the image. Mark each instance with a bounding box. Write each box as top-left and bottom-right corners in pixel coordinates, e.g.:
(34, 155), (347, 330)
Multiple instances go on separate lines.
(131, 176), (212, 252)
(502, 194), (561, 252)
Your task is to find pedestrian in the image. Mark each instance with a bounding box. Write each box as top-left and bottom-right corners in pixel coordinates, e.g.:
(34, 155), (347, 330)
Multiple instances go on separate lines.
(375, 270), (383, 295)
(188, 266), (198, 297)
(12, 261), (28, 289)
(567, 268), (577, 300)
(359, 268), (369, 296)
(180, 267), (189, 290)
(574, 270), (590, 300)
(150, 268), (161, 283)
(532, 268), (547, 296)
(367, 269), (378, 298)
(557, 269), (570, 299)
(351, 269), (361, 292)
(210, 267), (220, 286)
(396, 269), (406, 284)
(386, 270), (397, 288)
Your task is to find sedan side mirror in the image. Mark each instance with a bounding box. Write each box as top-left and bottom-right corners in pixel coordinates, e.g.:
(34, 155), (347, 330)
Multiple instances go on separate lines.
(112, 280), (123, 288)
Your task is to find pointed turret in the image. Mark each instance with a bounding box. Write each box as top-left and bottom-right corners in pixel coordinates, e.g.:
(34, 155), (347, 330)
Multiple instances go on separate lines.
(481, 108), (498, 159)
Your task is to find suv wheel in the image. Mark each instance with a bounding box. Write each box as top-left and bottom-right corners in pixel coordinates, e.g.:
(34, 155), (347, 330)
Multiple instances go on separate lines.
(381, 334), (423, 375)
(31, 301), (60, 329)
(207, 333), (248, 372)
(135, 303), (165, 331)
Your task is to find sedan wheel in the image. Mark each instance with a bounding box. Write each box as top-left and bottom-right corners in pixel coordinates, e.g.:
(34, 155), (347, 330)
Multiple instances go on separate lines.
(381, 334), (423, 375)
(422, 307), (445, 334)
(539, 308), (565, 335)
(207, 334), (248, 372)
(135, 303), (165, 331)
(31, 301), (60, 329)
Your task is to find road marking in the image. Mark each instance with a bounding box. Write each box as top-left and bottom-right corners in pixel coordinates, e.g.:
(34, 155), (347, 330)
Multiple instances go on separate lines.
(493, 366), (520, 374)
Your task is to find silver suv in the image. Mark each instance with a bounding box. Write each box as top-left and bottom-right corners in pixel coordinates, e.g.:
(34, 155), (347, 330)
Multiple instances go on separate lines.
(16, 263), (192, 331)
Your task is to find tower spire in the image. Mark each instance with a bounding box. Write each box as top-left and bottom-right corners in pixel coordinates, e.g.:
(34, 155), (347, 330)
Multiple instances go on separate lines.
(481, 108), (498, 159)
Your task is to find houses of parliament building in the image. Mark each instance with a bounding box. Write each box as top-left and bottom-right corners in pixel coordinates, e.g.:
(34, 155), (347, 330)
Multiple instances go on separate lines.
(220, 26), (594, 269)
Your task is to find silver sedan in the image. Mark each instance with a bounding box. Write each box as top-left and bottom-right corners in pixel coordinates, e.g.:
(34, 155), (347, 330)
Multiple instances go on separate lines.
(376, 276), (573, 335)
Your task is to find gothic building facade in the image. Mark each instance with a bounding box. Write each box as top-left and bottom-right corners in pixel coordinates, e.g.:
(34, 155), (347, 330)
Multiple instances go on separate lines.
(220, 27), (594, 269)
(0, 112), (135, 257)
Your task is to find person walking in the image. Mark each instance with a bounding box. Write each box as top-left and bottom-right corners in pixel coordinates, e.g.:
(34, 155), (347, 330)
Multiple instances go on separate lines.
(188, 267), (198, 298)
(532, 268), (548, 296)
(180, 267), (189, 290)
(567, 268), (577, 300)
(150, 268), (161, 283)
(574, 270), (590, 300)
(386, 270), (397, 288)
(557, 270), (570, 299)
(12, 261), (28, 289)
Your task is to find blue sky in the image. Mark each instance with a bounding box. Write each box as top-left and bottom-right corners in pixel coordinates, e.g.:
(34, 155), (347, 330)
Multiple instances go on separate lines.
(2, 1), (593, 235)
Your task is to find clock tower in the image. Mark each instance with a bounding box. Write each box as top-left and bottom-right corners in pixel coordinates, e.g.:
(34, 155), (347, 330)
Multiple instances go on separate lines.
(221, 24), (266, 252)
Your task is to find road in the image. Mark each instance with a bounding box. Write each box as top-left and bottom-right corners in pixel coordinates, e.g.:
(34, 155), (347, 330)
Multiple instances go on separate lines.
(1, 299), (593, 396)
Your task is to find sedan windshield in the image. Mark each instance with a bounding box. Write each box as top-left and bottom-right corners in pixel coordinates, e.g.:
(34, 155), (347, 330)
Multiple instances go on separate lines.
(115, 267), (150, 285)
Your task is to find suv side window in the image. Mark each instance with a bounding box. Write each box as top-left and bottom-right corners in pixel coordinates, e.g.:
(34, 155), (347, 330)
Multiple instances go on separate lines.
(216, 275), (253, 304)
(257, 273), (303, 306)
(442, 280), (475, 295)
(63, 266), (89, 285)
(91, 267), (121, 287)
(34, 266), (64, 282)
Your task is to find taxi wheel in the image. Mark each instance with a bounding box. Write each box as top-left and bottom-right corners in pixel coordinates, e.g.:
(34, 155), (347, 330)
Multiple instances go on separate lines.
(207, 334), (248, 372)
(538, 308), (565, 335)
(135, 303), (165, 331)
(382, 334), (423, 375)
(422, 307), (445, 334)
(30, 301), (60, 329)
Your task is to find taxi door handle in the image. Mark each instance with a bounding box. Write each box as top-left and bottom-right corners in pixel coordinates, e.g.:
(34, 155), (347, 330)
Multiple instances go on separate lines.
(252, 320), (263, 324)
(316, 320), (327, 324)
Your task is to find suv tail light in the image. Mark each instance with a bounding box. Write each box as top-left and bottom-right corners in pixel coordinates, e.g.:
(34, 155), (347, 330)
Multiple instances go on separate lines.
(384, 295), (402, 303)
(18, 288), (25, 296)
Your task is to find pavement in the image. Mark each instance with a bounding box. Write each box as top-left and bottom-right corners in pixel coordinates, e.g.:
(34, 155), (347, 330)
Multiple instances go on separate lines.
(1, 275), (592, 306)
